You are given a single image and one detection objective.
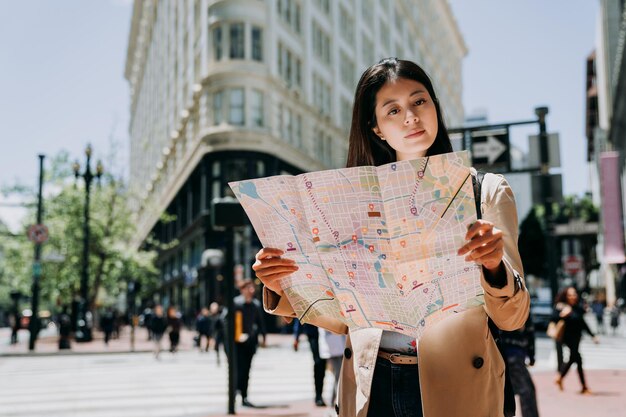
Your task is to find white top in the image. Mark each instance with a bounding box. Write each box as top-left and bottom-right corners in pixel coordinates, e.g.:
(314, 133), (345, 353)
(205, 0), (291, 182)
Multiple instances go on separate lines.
(379, 331), (417, 355)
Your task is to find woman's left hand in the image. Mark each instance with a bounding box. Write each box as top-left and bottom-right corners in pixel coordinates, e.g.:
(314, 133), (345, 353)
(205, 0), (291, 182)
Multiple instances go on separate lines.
(457, 219), (504, 274)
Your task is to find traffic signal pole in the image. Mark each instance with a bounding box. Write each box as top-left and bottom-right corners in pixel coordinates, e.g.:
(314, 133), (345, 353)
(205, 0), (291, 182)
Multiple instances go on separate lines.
(28, 154), (45, 351)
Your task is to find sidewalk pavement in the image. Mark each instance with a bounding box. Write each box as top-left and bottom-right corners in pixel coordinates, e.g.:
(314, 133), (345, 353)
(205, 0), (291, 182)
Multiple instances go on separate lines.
(0, 326), (300, 357)
(0, 325), (198, 356)
(207, 370), (626, 417)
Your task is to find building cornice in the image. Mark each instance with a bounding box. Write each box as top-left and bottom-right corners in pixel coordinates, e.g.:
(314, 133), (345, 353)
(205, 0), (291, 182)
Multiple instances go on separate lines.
(131, 132), (329, 249)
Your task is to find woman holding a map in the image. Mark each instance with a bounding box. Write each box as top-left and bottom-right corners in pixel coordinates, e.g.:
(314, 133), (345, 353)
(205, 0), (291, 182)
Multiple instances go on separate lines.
(252, 58), (530, 417)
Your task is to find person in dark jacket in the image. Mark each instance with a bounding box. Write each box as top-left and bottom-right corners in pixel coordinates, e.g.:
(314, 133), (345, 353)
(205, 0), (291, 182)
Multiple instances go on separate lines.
(100, 308), (115, 346)
(150, 304), (167, 359)
(196, 307), (213, 352)
(210, 302), (224, 365)
(294, 320), (327, 407)
(501, 317), (539, 417)
(229, 279), (266, 407)
(553, 287), (599, 394)
(167, 306), (182, 353)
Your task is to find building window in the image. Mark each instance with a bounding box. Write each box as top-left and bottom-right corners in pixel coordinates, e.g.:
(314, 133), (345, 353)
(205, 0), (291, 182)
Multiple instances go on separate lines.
(340, 52), (355, 89)
(362, 35), (375, 67)
(252, 26), (263, 61)
(278, 43), (302, 89)
(341, 97), (352, 132)
(380, 20), (390, 53)
(279, 105), (301, 147)
(251, 89), (264, 127)
(312, 22), (331, 65)
(395, 42), (404, 61)
(212, 26), (222, 61)
(361, 0), (374, 23)
(313, 74), (331, 116)
(316, 0), (330, 15)
(277, 0), (301, 34)
(230, 23), (245, 59)
(394, 6), (405, 36)
(294, 113), (302, 148)
(229, 88), (244, 126)
(339, 6), (355, 46)
(213, 91), (223, 125)
(315, 132), (332, 165)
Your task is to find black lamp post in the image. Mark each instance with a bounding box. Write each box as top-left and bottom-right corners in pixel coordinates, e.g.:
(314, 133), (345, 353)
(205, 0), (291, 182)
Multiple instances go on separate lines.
(72, 144), (103, 342)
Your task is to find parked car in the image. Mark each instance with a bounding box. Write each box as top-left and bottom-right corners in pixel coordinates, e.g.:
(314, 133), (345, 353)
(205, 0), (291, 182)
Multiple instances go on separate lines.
(530, 298), (553, 330)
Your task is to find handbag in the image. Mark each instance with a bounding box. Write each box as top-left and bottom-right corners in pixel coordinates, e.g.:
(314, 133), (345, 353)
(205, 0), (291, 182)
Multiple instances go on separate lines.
(547, 319), (565, 342)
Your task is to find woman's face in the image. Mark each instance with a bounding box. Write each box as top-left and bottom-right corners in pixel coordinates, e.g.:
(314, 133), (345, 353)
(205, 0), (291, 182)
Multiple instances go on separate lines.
(566, 288), (579, 305)
(372, 78), (438, 161)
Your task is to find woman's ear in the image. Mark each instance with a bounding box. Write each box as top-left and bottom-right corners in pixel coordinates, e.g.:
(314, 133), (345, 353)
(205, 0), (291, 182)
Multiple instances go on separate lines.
(372, 126), (385, 140)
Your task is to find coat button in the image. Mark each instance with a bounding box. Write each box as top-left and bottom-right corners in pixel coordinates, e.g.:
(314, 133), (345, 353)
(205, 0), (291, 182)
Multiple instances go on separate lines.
(473, 356), (484, 369)
(335, 404), (340, 414)
(344, 348), (352, 359)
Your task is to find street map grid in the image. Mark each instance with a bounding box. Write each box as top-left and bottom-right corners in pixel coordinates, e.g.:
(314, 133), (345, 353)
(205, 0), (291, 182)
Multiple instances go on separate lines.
(230, 151), (484, 339)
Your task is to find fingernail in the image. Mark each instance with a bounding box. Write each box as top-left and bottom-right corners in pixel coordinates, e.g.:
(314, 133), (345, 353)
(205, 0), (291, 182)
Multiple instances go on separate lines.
(464, 255), (470, 262)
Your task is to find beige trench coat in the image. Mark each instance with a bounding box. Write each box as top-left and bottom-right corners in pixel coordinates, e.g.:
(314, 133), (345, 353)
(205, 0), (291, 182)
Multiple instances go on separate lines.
(263, 172), (530, 417)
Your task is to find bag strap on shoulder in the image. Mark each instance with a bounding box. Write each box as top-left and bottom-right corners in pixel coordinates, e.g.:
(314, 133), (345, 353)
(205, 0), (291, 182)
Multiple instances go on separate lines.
(472, 170), (515, 417)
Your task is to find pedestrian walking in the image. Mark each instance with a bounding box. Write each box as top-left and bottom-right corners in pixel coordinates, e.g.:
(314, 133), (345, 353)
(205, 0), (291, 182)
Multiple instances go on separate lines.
(58, 306), (72, 350)
(253, 58), (530, 417)
(196, 307), (213, 352)
(294, 320), (327, 406)
(150, 304), (167, 359)
(590, 298), (605, 334)
(228, 278), (266, 407)
(319, 328), (347, 407)
(167, 306), (182, 353)
(501, 318), (539, 417)
(143, 305), (154, 341)
(8, 309), (20, 345)
(210, 301), (224, 365)
(553, 287), (599, 394)
(100, 307), (115, 346)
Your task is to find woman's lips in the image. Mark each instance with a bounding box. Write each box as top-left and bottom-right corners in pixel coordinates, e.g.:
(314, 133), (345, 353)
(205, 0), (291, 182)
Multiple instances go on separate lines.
(404, 130), (425, 139)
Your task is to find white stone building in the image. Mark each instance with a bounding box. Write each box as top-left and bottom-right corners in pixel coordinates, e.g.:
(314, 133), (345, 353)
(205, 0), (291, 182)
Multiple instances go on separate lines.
(125, 0), (466, 312)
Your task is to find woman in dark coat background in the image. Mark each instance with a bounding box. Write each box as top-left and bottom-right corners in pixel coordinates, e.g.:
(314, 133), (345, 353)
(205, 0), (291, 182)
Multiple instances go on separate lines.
(554, 287), (599, 394)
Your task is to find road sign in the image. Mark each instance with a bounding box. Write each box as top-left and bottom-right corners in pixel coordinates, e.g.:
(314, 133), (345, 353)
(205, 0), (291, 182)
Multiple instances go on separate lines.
(27, 224), (48, 244)
(562, 255), (584, 276)
(470, 128), (510, 172)
(32, 262), (42, 277)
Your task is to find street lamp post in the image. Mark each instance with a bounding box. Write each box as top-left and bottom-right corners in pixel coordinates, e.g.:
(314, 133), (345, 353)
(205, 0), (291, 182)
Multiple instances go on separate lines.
(72, 144), (103, 342)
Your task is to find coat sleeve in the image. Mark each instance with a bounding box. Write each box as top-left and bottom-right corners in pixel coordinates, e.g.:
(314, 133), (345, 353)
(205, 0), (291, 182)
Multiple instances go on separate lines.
(263, 286), (348, 335)
(480, 174), (530, 331)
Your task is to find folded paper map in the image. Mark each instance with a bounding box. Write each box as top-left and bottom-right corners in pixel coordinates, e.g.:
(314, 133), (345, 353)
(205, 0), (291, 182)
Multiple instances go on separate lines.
(229, 150), (484, 339)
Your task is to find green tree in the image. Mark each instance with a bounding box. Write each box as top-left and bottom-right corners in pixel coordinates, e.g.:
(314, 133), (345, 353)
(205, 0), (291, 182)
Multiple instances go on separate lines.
(0, 149), (160, 313)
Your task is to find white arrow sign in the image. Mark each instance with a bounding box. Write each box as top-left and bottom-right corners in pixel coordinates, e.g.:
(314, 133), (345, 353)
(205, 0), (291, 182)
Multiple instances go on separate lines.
(472, 135), (507, 165)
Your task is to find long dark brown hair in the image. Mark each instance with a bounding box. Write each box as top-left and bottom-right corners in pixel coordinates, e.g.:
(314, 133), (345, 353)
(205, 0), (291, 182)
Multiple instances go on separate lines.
(555, 286), (578, 306)
(346, 58), (453, 167)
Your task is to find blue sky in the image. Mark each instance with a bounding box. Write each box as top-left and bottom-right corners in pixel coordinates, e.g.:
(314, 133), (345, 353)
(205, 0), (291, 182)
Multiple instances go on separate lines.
(0, 0), (599, 231)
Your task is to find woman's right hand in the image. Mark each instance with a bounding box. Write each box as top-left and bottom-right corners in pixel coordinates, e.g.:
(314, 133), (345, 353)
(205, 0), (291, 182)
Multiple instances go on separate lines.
(560, 305), (573, 318)
(252, 247), (299, 296)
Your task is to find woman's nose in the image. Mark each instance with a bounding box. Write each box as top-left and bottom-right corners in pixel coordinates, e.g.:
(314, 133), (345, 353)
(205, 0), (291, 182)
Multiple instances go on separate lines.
(404, 110), (419, 125)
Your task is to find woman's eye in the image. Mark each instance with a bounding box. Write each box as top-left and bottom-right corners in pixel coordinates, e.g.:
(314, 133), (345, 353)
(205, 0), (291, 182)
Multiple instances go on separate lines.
(415, 99), (426, 105)
(388, 108), (399, 115)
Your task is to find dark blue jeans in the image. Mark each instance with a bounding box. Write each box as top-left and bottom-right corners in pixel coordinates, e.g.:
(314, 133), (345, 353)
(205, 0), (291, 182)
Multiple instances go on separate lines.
(367, 356), (423, 417)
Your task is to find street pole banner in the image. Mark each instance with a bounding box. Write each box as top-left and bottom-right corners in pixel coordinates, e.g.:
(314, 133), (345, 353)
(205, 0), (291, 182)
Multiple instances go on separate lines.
(600, 151), (626, 264)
